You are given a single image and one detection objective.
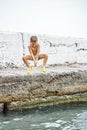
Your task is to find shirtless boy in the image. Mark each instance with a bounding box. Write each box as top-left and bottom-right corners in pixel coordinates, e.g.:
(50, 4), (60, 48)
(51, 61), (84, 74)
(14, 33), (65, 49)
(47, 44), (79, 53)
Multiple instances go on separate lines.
(22, 36), (48, 74)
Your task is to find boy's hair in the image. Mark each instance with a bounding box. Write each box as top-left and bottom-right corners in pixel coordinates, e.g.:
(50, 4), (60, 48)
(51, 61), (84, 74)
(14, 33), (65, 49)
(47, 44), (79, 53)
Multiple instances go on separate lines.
(30, 36), (38, 42)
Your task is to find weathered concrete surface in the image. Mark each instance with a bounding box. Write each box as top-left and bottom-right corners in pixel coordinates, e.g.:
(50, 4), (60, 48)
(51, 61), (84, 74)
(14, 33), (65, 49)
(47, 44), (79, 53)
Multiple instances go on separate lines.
(0, 64), (87, 110)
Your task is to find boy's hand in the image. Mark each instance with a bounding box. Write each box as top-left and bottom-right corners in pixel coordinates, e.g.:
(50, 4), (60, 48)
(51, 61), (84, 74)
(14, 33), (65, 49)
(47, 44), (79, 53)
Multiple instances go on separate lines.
(34, 60), (38, 67)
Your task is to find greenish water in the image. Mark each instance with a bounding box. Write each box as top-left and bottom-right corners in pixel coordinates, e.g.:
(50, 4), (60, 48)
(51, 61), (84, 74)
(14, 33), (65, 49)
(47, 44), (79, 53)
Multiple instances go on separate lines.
(0, 103), (87, 130)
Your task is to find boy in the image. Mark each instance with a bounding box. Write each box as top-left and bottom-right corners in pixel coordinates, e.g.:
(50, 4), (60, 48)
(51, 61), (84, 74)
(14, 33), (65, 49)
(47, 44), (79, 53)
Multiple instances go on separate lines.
(22, 36), (48, 74)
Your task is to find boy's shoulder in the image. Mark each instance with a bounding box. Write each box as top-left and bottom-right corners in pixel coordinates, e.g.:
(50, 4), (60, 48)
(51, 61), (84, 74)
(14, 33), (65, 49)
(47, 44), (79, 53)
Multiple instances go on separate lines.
(37, 43), (40, 46)
(28, 43), (40, 47)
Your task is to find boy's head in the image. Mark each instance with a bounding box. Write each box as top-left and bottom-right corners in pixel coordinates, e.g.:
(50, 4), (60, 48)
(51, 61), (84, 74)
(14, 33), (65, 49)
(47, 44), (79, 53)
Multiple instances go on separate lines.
(30, 36), (38, 43)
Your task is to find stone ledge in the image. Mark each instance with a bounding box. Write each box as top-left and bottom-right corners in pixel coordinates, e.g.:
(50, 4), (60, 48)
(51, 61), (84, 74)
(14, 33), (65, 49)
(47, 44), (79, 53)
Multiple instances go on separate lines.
(7, 93), (87, 111)
(0, 64), (87, 106)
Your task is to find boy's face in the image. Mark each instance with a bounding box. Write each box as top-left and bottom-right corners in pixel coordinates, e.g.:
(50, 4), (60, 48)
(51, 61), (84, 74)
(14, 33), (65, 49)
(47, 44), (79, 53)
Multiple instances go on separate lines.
(30, 36), (38, 44)
(31, 40), (37, 45)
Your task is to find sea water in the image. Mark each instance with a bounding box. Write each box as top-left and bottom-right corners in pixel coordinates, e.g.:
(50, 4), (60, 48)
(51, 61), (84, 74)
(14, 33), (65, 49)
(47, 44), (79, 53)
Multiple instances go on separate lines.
(0, 103), (87, 130)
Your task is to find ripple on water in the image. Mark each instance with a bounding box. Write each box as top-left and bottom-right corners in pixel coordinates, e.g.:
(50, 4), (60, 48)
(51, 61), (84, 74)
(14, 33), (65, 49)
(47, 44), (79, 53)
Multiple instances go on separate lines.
(0, 126), (2, 129)
(40, 122), (61, 128)
(31, 120), (67, 129)
(31, 124), (39, 127)
(55, 119), (66, 124)
(13, 118), (23, 121)
(62, 125), (72, 130)
(15, 129), (22, 130)
(3, 121), (10, 124)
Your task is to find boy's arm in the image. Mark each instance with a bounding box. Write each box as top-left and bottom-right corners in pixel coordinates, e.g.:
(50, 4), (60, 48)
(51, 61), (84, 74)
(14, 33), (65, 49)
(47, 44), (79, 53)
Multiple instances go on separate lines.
(35, 44), (40, 65)
(28, 45), (36, 64)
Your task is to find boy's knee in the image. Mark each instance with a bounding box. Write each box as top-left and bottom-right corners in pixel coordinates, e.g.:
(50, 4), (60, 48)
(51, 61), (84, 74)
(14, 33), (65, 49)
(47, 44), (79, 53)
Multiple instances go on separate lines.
(46, 54), (48, 59)
(45, 54), (48, 59)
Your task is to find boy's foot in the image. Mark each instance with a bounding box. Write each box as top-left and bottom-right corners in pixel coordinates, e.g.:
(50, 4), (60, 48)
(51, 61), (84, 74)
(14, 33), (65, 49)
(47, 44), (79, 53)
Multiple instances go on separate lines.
(40, 66), (46, 73)
(27, 67), (33, 74)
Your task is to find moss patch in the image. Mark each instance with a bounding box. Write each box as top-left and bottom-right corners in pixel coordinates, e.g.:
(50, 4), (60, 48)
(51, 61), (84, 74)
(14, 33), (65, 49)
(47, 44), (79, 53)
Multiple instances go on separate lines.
(10, 94), (87, 111)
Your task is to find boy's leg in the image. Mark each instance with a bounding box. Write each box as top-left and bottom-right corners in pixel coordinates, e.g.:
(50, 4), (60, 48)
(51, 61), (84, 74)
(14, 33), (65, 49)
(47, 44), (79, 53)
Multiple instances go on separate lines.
(38, 54), (48, 67)
(22, 55), (33, 68)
